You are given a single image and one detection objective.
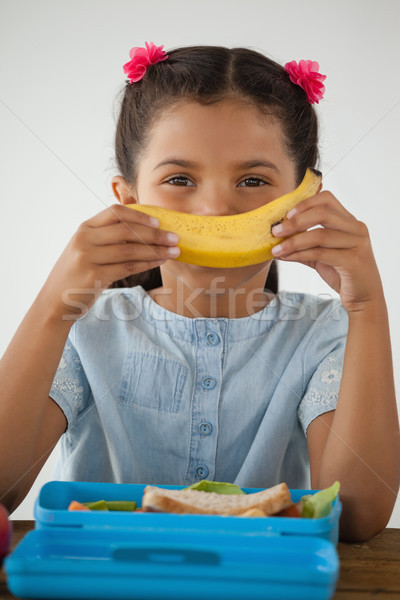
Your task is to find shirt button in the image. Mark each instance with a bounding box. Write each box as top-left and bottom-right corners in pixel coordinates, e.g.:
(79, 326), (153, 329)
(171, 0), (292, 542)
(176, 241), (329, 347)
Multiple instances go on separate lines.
(206, 331), (220, 346)
(201, 376), (217, 390)
(195, 465), (209, 479)
(198, 421), (213, 436)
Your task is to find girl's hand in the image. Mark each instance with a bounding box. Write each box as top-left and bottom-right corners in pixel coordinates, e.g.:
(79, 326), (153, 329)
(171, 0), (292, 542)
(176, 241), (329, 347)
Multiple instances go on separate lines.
(40, 204), (180, 320)
(271, 190), (384, 313)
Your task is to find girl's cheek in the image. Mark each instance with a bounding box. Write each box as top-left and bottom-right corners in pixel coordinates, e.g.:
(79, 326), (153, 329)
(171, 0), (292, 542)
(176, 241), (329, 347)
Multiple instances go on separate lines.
(140, 185), (190, 211)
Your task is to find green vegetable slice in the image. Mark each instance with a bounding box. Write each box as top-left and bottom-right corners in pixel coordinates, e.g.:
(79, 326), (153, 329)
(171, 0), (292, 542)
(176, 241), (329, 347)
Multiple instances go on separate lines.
(184, 480), (245, 495)
(83, 500), (109, 511)
(82, 500), (137, 511)
(104, 501), (137, 511)
(300, 481), (340, 518)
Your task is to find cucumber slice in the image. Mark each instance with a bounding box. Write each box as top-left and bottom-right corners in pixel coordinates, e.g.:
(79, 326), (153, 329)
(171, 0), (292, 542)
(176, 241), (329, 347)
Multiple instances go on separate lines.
(185, 480), (245, 495)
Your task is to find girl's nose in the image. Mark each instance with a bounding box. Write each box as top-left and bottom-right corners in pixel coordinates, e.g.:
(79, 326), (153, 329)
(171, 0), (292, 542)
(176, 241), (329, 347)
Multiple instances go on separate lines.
(192, 184), (236, 217)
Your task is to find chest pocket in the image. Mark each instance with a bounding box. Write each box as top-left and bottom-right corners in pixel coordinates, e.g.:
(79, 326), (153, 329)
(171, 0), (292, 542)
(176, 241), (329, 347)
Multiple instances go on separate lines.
(118, 352), (188, 414)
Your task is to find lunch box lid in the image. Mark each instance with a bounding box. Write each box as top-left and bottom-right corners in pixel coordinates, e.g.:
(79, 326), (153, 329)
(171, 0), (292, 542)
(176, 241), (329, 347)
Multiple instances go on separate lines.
(4, 481), (341, 600)
(5, 528), (339, 600)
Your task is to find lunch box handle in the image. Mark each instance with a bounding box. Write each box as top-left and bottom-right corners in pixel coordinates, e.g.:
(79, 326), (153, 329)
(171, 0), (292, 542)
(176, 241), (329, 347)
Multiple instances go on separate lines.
(111, 544), (220, 566)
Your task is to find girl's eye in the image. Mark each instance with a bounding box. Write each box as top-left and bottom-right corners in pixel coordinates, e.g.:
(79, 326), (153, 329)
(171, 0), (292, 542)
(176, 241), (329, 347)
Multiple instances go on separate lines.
(238, 177), (267, 188)
(165, 176), (195, 187)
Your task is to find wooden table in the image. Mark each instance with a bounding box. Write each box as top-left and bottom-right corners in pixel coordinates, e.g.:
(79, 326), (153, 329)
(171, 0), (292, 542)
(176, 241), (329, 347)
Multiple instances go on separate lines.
(1, 521), (400, 599)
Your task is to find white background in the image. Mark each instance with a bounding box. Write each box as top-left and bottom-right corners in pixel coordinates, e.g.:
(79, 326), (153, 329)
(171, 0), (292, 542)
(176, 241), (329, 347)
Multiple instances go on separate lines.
(1, 0), (399, 526)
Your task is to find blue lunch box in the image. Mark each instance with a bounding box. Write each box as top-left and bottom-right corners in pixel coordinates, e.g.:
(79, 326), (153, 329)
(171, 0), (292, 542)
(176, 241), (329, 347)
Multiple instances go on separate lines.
(4, 481), (341, 600)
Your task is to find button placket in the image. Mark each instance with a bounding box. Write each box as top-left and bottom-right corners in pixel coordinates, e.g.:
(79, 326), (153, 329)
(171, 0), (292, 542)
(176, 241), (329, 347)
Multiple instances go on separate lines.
(186, 320), (226, 484)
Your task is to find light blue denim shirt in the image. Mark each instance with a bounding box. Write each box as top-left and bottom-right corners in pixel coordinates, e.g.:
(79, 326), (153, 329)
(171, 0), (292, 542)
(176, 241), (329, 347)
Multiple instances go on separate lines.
(50, 286), (348, 489)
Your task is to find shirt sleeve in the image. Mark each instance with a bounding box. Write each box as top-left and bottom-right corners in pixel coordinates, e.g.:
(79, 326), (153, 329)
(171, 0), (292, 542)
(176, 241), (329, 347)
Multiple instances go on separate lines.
(49, 327), (92, 428)
(298, 348), (344, 434)
(297, 299), (348, 435)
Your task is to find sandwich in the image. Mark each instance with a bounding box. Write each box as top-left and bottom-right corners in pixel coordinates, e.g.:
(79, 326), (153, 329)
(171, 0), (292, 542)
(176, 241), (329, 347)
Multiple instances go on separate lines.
(142, 482), (292, 516)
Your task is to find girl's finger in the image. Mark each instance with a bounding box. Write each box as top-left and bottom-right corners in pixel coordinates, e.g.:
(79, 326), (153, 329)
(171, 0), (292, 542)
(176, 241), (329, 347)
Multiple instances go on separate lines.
(274, 246), (355, 268)
(91, 241), (181, 266)
(85, 204), (160, 230)
(87, 220), (179, 247)
(271, 228), (358, 258)
(272, 198), (361, 239)
(289, 190), (357, 221)
(95, 259), (168, 286)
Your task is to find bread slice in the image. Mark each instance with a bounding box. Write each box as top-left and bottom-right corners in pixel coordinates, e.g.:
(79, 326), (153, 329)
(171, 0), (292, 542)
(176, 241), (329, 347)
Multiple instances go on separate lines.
(142, 483), (292, 516)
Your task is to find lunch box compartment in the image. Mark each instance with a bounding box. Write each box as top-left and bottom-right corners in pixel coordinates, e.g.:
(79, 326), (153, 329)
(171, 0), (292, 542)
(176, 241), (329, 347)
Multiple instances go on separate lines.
(34, 480), (341, 543)
(4, 481), (341, 600)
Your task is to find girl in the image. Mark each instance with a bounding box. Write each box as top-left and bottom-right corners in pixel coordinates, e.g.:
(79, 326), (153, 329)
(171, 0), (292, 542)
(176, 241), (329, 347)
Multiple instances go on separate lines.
(0, 44), (398, 542)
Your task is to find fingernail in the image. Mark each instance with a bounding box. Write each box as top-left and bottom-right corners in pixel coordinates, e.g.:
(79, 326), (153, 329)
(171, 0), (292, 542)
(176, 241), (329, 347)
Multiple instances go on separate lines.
(286, 208), (297, 219)
(167, 246), (181, 257)
(166, 232), (179, 243)
(271, 244), (282, 256)
(271, 223), (283, 236)
(149, 217), (160, 227)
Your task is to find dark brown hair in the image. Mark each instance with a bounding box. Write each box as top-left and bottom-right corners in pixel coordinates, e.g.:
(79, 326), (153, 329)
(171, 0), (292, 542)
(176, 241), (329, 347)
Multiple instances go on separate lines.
(111, 45), (320, 293)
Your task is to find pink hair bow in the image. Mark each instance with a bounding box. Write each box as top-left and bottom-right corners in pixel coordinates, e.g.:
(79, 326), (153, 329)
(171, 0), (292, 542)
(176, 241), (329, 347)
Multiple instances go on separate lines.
(284, 60), (326, 104)
(123, 41), (168, 84)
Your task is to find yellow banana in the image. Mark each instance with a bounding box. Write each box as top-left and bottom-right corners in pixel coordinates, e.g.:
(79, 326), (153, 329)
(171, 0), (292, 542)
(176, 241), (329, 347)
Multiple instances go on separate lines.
(127, 168), (321, 268)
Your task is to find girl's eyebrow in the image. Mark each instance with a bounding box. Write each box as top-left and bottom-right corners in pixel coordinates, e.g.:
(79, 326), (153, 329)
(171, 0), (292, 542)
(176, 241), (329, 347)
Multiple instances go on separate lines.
(153, 158), (197, 171)
(153, 158), (280, 172)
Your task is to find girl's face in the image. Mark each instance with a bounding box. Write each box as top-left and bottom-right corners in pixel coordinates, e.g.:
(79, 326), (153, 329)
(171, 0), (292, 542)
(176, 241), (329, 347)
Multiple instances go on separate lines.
(133, 98), (297, 214)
